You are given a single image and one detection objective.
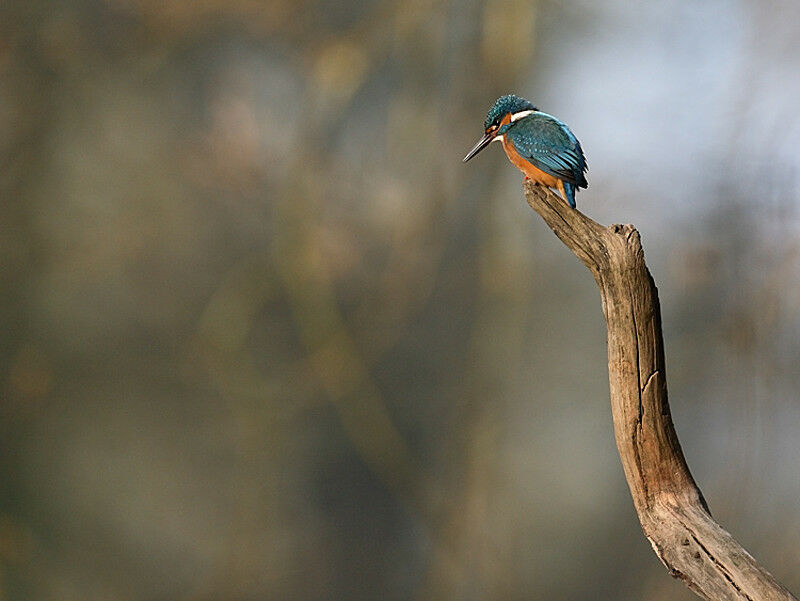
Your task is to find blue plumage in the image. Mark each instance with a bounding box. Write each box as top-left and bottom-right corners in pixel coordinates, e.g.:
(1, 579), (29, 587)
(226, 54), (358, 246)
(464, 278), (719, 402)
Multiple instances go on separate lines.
(562, 182), (577, 209)
(504, 112), (588, 208)
(484, 94), (536, 129)
(465, 94), (588, 209)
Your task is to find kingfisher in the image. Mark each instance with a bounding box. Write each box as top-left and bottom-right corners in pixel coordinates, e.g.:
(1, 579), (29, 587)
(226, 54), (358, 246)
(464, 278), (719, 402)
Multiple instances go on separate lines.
(463, 94), (588, 208)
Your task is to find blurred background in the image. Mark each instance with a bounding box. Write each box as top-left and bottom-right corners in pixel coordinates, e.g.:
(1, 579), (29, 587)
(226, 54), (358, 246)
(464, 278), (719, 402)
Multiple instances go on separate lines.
(2, 1), (799, 600)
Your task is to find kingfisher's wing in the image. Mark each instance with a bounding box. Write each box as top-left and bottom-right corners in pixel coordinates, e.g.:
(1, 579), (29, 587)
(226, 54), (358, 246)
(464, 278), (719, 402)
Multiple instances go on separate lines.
(506, 112), (588, 188)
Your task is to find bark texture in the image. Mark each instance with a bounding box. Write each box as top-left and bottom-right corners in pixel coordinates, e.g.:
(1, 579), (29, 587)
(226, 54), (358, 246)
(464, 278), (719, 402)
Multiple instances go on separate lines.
(523, 182), (796, 601)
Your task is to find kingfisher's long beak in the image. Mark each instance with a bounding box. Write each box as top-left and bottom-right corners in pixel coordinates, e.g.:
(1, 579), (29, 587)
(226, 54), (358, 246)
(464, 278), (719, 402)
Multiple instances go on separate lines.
(463, 131), (495, 162)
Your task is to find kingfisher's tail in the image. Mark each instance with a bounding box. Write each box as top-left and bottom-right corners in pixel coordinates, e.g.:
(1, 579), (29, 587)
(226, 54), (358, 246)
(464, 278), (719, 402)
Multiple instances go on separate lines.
(563, 182), (576, 208)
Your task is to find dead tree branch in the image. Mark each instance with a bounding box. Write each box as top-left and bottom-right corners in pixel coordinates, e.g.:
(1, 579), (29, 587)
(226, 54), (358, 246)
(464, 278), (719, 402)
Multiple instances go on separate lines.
(523, 181), (797, 601)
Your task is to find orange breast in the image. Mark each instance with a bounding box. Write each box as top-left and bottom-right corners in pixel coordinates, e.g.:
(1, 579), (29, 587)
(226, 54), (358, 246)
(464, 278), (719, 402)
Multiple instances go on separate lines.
(501, 137), (560, 187)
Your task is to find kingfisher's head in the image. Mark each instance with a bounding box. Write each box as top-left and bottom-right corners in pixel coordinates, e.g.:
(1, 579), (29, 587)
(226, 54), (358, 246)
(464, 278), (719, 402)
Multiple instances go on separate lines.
(463, 94), (537, 162)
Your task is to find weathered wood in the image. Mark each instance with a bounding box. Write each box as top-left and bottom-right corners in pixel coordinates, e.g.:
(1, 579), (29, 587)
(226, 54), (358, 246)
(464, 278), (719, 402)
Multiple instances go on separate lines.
(523, 181), (797, 601)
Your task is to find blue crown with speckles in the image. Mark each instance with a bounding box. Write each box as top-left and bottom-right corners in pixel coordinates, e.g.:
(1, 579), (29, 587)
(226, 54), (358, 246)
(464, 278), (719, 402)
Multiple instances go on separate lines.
(484, 94), (537, 129)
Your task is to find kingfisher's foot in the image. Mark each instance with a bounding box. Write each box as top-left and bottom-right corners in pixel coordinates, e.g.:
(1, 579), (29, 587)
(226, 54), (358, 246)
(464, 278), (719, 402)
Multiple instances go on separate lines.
(523, 175), (530, 182)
